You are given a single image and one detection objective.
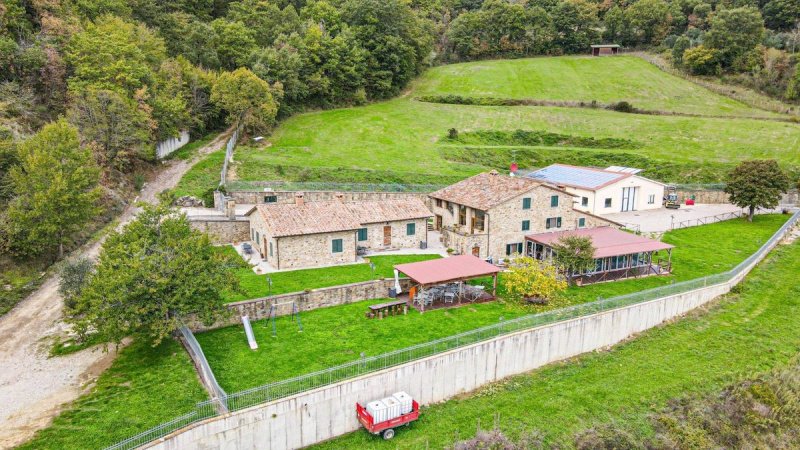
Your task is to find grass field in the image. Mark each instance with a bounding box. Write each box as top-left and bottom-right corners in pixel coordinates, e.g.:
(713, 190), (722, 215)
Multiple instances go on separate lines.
(413, 56), (778, 117)
(18, 339), (208, 450)
(314, 239), (800, 449)
(172, 55), (800, 199)
(198, 215), (787, 392)
(222, 251), (440, 302)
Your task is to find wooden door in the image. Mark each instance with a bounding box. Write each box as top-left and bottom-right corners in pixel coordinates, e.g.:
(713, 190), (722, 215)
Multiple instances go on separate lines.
(383, 226), (392, 246)
(435, 215), (442, 230)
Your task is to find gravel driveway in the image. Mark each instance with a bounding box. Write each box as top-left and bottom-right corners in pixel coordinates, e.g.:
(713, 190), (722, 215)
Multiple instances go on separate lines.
(0, 129), (231, 448)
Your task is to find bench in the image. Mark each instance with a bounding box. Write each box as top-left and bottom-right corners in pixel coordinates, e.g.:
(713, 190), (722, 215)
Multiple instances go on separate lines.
(367, 300), (407, 319)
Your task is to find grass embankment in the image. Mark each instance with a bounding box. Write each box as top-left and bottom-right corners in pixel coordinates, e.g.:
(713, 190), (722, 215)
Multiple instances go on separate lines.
(18, 340), (208, 450)
(175, 56), (800, 198)
(220, 250), (440, 302)
(413, 56), (777, 118)
(0, 258), (46, 317)
(172, 148), (224, 201)
(314, 239), (800, 449)
(199, 215), (787, 392)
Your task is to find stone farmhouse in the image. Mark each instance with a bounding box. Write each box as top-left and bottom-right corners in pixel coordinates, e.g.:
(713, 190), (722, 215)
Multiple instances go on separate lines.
(428, 171), (619, 262)
(245, 193), (432, 270)
(526, 164), (665, 215)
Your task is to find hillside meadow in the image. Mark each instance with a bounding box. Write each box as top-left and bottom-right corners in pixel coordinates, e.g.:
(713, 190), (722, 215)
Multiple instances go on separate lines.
(190, 55), (800, 198)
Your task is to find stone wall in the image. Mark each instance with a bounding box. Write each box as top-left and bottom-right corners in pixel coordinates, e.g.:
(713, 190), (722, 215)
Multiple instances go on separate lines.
(189, 278), (413, 332)
(274, 231), (358, 270)
(189, 218), (250, 244)
(143, 214), (798, 450)
(430, 184), (616, 261)
(671, 188), (798, 206)
(359, 218), (429, 251)
(222, 190), (426, 207)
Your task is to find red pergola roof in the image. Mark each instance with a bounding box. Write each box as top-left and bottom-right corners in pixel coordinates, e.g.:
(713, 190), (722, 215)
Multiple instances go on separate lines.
(526, 227), (673, 259)
(394, 255), (501, 286)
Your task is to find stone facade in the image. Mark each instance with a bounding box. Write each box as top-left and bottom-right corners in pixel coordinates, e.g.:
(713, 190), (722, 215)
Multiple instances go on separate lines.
(189, 218), (250, 244)
(357, 218), (429, 252)
(431, 185), (616, 261)
(221, 190), (426, 208)
(273, 231), (357, 270)
(189, 278), (413, 332)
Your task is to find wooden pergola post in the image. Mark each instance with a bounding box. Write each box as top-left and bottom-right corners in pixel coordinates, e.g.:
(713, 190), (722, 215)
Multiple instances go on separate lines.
(492, 273), (498, 296)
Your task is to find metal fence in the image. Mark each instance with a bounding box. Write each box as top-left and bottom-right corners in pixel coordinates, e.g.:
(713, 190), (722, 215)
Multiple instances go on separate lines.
(219, 123), (241, 187)
(179, 326), (228, 411)
(224, 180), (446, 193)
(671, 210), (746, 230)
(106, 210), (799, 450)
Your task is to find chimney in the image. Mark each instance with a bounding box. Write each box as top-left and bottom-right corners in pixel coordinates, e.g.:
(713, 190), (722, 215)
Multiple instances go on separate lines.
(335, 193), (345, 203)
(225, 198), (236, 220)
(294, 192), (305, 206)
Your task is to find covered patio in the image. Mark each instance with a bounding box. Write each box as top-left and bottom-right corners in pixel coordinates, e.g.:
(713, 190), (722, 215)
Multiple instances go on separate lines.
(393, 255), (501, 312)
(526, 227), (674, 284)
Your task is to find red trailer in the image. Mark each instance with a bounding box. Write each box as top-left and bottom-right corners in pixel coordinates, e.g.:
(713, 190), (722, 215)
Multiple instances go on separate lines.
(356, 400), (420, 440)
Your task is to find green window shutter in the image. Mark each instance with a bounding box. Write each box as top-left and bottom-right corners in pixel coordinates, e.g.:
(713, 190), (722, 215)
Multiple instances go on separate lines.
(264, 195), (277, 203)
(332, 239), (343, 253)
(357, 228), (368, 241)
(522, 197), (531, 209)
(578, 218), (586, 228)
(406, 223), (415, 236)
(557, 217), (562, 228)
(550, 195), (559, 207)
(546, 219), (551, 229)
(522, 220), (530, 231)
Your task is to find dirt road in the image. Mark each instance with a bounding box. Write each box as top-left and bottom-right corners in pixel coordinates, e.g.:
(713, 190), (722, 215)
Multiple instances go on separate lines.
(0, 130), (230, 449)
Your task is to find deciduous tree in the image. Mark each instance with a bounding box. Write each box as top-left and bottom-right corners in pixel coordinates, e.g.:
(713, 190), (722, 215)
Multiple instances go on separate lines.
(211, 68), (279, 135)
(552, 235), (595, 285)
(3, 119), (101, 259)
(724, 160), (790, 221)
(504, 256), (567, 303)
(68, 204), (239, 346)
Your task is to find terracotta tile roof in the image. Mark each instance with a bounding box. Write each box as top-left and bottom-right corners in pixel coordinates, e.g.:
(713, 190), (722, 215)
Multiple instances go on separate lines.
(394, 254), (501, 285)
(248, 199), (432, 237)
(526, 227), (673, 258)
(352, 200), (433, 224)
(429, 171), (543, 211)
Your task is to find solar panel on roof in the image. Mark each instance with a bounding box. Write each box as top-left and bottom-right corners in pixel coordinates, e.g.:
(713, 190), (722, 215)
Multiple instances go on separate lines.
(526, 165), (624, 189)
(605, 166), (642, 174)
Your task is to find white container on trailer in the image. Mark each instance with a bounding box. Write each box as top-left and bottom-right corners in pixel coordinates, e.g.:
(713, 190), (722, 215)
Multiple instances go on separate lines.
(392, 391), (413, 415)
(382, 396), (402, 421)
(366, 400), (388, 424)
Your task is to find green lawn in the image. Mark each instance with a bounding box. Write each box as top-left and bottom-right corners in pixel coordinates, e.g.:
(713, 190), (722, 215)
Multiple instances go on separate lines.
(198, 215), (788, 392)
(232, 95), (799, 187)
(18, 339), (208, 450)
(172, 147), (225, 200)
(172, 56), (800, 198)
(414, 56), (776, 118)
(314, 239), (800, 449)
(221, 251), (441, 302)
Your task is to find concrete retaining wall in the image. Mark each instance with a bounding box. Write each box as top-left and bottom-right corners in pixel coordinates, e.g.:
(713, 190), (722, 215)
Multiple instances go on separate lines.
(155, 130), (190, 159)
(146, 217), (797, 450)
(190, 278), (412, 332)
(148, 282), (730, 450)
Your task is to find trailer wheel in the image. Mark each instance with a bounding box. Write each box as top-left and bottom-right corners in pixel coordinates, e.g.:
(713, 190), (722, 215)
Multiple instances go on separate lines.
(382, 429), (395, 440)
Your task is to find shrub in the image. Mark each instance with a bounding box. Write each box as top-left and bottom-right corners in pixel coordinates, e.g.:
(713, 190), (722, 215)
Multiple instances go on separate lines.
(607, 101), (636, 113)
(683, 45), (721, 75)
(448, 128), (459, 139)
(60, 258), (95, 311)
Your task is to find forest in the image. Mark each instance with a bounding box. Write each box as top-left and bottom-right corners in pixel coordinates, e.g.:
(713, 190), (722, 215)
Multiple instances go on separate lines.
(0, 0), (799, 261)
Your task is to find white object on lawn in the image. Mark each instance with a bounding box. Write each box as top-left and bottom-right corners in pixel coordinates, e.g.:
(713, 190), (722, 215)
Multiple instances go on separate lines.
(366, 400), (388, 424)
(392, 392), (413, 415)
(242, 315), (258, 350)
(382, 396), (402, 421)
(393, 269), (402, 294)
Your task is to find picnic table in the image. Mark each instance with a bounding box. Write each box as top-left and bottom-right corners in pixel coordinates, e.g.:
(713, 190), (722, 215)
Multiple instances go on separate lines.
(367, 299), (407, 319)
